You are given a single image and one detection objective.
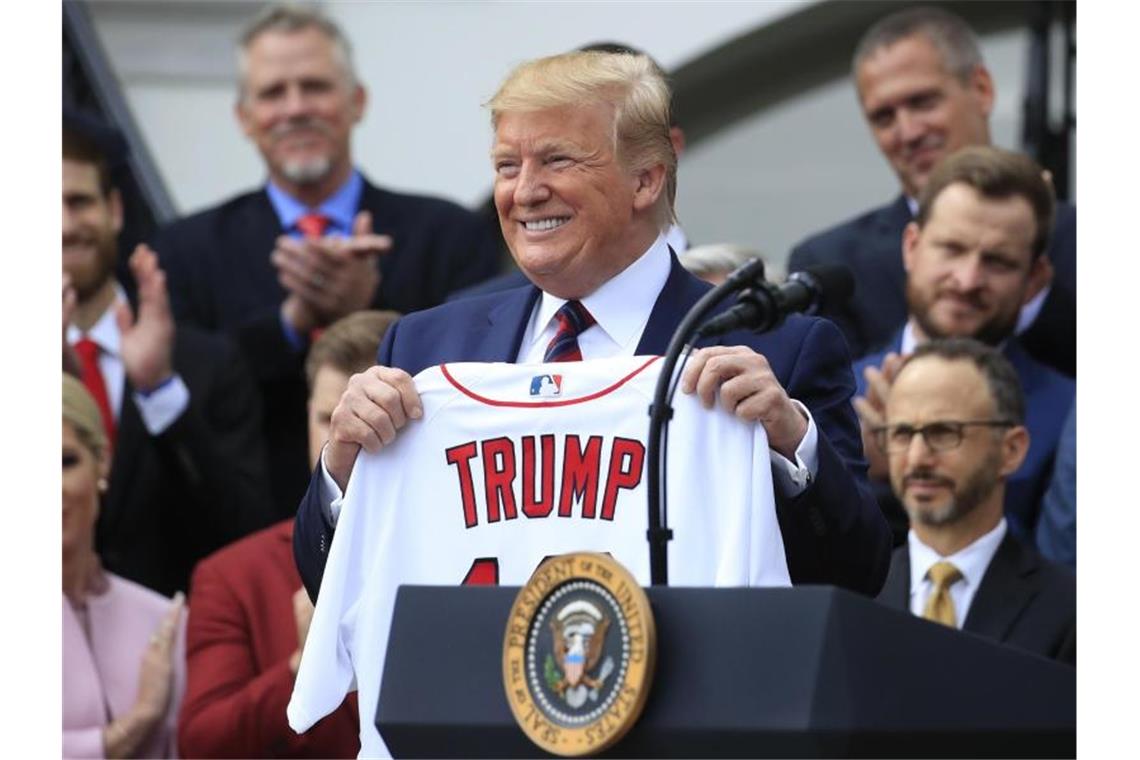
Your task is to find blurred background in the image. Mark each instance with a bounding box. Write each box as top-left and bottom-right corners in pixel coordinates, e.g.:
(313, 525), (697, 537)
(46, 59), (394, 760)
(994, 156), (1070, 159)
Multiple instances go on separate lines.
(64, 0), (1074, 277)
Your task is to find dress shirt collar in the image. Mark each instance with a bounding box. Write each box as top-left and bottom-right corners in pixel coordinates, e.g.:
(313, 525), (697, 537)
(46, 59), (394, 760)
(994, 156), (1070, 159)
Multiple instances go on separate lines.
(66, 283), (126, 357)
(526, 233), (672, 356)
(664, 223), (688, 254)
(905, 195), (919, 217)
(266, 170), (363, 237)
(908, 517), (1006, 596)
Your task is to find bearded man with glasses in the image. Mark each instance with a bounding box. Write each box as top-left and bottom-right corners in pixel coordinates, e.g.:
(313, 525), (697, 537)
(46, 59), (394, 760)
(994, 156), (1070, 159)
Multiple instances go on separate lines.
(872, 338), (1074, 665)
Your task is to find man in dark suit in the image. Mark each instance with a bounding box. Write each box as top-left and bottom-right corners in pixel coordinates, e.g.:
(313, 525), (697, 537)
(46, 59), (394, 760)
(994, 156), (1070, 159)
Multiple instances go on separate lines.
(852, 147), (1074, 554)
(788, 6), (1075, 377)
(152, 5), (501, 518)
(64, 127), (272, 597)
(294, 50), (892, 601)
(871, 338), (1074, 665)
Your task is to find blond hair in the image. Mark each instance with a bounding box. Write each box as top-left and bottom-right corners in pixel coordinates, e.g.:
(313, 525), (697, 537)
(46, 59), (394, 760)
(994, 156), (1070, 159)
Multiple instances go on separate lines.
(487, 51), (677, 229)
(63, 374), (107, 463)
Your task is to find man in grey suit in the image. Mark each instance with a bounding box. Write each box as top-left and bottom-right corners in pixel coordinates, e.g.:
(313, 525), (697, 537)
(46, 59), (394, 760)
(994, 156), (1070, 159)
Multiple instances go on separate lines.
(871, 338), (1074, 665)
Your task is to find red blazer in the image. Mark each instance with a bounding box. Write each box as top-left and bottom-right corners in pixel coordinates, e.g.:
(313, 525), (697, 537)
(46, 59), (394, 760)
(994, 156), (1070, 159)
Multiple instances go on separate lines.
(179, 520), (359, 757)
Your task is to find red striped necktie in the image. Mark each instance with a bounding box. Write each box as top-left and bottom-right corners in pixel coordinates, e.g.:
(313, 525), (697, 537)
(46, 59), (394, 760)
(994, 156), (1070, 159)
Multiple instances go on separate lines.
(543, 300), (596, 362)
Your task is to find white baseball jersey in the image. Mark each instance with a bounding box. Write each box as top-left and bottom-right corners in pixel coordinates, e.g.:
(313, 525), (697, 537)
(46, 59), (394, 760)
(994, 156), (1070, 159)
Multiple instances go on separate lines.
(288, 355), (790, 757)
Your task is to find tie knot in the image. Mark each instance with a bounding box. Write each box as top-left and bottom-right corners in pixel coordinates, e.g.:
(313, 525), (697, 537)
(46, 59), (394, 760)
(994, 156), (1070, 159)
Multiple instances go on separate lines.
(74, 337), (99, 362)
(543, 300), (596, 363)
(554, 300), (595, 335)
(297, 212), (331, 239)
(927, 560), (962, 589)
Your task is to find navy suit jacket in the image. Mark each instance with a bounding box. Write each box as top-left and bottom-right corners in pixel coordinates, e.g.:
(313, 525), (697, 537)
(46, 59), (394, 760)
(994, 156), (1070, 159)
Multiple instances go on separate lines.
(98, 326), (274, 597)
(854, 332), (1074, 552)
(876, 534), (1075, 665)
(295, 254), (893, 599)
(789, 195), (1076, 377)
(153, 176), (502, 519)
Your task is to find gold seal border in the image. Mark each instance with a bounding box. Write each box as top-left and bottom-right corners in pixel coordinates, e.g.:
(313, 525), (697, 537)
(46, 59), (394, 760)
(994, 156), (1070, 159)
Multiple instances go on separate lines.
(502, 553), (657, 757)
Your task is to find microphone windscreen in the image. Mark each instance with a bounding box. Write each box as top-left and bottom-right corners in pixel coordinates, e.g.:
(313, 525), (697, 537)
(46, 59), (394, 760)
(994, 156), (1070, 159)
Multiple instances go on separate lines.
(804, 264), (854, 308)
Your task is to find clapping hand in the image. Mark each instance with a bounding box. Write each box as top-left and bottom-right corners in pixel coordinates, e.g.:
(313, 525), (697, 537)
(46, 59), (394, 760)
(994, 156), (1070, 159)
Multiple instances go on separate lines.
(852, 351), (905, 480)
(116, 244), (175, 393)
(275, 210), (392, 334)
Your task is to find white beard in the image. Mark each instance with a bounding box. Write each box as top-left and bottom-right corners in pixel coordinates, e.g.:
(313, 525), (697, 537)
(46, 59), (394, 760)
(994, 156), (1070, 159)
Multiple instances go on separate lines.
(281, 155), (333, 185)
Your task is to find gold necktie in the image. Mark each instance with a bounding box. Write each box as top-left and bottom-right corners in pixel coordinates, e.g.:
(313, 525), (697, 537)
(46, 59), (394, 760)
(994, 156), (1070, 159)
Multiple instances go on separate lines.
(922, 561), (963, 628)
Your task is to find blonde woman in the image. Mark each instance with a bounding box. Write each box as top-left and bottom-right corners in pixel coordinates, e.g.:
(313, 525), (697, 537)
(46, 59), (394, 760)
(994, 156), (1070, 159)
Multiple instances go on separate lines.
(63, 374), (186, 757)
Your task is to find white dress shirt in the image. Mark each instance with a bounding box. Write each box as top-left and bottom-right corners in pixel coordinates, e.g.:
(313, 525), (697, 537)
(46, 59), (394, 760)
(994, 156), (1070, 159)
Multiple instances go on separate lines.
(321, 234), (820, 521)
(907, 518), (1007, 627)
(66, 285), (189, 436)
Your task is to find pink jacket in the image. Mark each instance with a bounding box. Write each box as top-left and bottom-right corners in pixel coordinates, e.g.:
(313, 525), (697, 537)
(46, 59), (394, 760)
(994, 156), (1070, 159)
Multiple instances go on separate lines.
(63, 574), (186, 758)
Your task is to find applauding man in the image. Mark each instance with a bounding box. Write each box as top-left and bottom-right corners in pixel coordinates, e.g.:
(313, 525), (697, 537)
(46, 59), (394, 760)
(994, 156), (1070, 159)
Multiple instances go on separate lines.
(63, 125), (272, 595)
(152, 5), (502, 517)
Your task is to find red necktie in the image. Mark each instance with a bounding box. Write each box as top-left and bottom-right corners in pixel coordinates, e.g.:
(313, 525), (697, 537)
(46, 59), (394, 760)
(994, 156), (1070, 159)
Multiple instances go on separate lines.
(296, 212), (331, 239)
(73, 338), (116, 450)
(544, 301), (596, 362)
(297, 212), (332, 343)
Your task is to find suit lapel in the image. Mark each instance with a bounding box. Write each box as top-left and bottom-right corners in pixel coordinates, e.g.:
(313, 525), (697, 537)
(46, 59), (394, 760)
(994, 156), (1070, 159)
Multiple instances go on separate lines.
(963, 533), (1040, 642)
(479, 285), (542, 361)
(636, 250), (714, 354)
(876, 546), (911, 611)
(100, 385), (146, 542)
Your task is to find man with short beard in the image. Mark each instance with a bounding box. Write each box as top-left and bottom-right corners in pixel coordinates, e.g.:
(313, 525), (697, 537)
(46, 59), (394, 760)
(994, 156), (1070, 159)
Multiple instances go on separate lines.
(872, 338), (1073, 665)
(152, 5), (501, 519)
(63, 126), (273, 596)
(852, 146), (1073, 556)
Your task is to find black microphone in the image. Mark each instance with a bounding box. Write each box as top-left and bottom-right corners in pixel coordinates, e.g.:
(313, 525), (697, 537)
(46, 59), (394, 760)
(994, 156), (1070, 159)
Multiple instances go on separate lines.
(696, 264), (854, 338)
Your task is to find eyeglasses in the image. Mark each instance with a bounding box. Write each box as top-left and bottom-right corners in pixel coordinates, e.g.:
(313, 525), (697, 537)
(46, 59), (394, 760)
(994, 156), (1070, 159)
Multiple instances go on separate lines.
(872, 420), (1015, 453)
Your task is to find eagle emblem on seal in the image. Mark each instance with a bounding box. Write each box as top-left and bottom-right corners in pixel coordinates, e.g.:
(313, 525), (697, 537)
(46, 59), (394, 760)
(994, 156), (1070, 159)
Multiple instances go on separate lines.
(544, 599), (616, 708)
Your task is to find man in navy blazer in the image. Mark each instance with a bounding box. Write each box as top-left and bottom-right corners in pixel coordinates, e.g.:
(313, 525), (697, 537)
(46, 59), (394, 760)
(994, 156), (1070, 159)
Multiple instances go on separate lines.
(152, 6), (500, 518)
(871, 338), (1074, 665)
(294, 50), (892, 601)
(853, 147), (1074, 553)
(788, 7), (1075, 377)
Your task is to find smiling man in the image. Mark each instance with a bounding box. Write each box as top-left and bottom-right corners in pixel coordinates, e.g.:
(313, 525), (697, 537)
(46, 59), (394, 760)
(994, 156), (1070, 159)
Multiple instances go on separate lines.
(151, 5), (502, 519)
(292, 50), (891, 606)
(63, 126), (272, 596)
(852, 146), (1073, 553)
(872, 338), (1074, 664)
(788, 6), (1076, 377)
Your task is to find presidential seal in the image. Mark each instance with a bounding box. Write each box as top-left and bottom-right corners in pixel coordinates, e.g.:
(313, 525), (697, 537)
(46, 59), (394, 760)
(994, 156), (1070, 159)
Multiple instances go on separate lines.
(502, 553), (656, 757)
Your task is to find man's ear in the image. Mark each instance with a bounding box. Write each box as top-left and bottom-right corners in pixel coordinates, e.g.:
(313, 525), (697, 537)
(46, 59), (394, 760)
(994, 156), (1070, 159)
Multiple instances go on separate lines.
(969, 63), (996, 119)
(108, 188), (124, 236)
(350, 83), (367, 125)
(902, 221), (922, 274)
(998, 425), (1030, 477)
(1023, 255), (1054, 305)
(235, 96), (256, 140)
(631, 163), (667, 214)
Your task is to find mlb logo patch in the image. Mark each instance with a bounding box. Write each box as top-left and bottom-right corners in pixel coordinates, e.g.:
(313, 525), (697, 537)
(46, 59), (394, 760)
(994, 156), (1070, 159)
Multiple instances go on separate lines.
(529, 374), (563, 397)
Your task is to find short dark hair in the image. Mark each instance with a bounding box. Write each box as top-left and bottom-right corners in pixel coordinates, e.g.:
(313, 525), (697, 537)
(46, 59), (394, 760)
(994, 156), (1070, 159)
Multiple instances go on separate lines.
(304, 310), (401, 391)
(853, 6), (982, 81)
(62, 127), (113, 196)
(901, 338), (1025, 425)
(916, 146), (1055, 259)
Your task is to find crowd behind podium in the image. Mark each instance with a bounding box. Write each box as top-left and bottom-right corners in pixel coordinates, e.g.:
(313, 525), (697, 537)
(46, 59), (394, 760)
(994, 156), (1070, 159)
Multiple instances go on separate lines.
(61, 4), (1076, 757)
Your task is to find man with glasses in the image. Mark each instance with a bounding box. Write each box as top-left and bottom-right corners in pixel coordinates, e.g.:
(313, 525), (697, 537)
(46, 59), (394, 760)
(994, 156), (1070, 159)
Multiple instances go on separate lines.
(852, 146), (1074, 552)
(872, 338), (1074, 665)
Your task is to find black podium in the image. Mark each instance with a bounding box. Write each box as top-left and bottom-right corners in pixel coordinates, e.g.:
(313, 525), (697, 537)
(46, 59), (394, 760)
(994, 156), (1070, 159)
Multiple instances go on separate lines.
(376, 585), (1074, 758)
